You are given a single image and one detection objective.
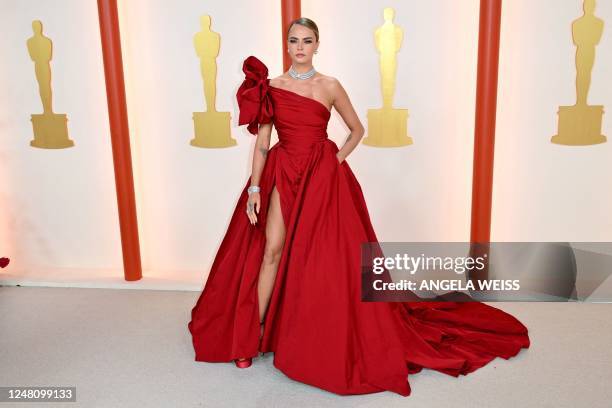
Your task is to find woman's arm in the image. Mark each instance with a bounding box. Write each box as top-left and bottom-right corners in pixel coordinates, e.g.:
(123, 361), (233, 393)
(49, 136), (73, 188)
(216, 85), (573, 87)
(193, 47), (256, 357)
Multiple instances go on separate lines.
(250, 122), (273, 186)
(246, 121), (273, 225)
(330, 79), (365, 163)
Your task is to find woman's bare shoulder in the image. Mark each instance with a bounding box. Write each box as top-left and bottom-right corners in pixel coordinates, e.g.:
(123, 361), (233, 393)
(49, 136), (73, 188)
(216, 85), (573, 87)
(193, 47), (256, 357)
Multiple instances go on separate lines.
(315, 72), (336, 82)
(314, 73), (342, 98)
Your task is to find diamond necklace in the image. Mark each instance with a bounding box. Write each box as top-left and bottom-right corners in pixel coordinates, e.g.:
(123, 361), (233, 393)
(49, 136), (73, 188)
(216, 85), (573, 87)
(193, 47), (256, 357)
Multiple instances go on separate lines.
(289, 65), (316, 80)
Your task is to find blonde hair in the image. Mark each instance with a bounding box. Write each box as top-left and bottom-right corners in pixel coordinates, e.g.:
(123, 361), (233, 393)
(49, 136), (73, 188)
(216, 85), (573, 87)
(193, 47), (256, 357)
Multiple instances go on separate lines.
(287, 17), (319, 42)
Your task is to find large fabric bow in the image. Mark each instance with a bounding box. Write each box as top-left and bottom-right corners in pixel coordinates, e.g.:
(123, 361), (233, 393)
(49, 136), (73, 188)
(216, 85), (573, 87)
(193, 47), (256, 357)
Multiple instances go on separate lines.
(236, 55), (274, 135)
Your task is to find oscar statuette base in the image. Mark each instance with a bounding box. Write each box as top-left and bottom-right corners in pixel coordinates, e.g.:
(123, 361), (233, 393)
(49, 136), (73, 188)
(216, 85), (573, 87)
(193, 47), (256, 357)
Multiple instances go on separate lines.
(30, 113), (74, 149)
(363, 108), (413, 147)
(552, 104), (606, 146)
(191, 111), (237, 148)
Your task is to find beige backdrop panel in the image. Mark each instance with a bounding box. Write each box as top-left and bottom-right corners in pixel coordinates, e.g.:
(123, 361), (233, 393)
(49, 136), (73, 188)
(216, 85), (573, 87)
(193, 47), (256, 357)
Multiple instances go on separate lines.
(0, 0), (121, 283)
(494, 0), (612, 241)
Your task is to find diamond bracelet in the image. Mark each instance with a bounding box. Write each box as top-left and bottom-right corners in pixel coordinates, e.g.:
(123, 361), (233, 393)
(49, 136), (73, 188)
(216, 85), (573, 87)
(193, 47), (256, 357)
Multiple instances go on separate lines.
(247, 185), (261, 195)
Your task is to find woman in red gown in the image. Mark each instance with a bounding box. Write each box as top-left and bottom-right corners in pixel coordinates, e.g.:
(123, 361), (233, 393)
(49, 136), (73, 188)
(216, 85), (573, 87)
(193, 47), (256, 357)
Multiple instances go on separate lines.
(188, 18), (530, 397)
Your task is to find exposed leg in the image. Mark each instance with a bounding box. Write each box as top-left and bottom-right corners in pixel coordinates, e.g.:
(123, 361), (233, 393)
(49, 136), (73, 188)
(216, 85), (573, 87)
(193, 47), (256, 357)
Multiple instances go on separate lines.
(257, 184), (286, 324)
(236, 185), (285, 363)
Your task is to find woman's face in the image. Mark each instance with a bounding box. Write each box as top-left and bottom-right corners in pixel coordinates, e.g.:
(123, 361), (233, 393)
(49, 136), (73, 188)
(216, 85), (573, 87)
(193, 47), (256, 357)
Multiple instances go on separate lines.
(287, 24), (318, 64)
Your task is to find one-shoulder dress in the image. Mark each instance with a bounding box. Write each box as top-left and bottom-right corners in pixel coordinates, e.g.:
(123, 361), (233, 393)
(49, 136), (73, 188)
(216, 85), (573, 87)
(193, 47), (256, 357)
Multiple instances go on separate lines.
(188, 55), (530, 397)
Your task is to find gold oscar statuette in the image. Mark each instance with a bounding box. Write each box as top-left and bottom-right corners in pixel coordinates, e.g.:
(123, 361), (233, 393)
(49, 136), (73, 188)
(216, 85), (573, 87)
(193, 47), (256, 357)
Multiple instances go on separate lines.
(27, 20), (74, 149)
(190, 15), (236, 148)
(362, 7), (413, 147)
(552, 0), (606, 146)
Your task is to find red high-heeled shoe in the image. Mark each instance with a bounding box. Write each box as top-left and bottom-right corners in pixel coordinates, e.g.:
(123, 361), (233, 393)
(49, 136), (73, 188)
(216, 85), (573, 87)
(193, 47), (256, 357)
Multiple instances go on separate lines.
(234, 321), (265, 368)
(234, 358), (252, 368)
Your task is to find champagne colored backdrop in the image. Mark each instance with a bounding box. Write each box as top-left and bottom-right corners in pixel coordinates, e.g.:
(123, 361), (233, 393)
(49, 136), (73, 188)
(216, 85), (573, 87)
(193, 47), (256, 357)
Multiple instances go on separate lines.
(494, 0), (612, 241)
(0, 0), (610, 289)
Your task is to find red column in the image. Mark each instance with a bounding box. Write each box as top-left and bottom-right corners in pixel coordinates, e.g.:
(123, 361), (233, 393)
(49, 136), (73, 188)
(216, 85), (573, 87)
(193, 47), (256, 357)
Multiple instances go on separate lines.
(281, 0), (301, 71)
(470, 0), (502, 244)
(97, 0), (142, 281)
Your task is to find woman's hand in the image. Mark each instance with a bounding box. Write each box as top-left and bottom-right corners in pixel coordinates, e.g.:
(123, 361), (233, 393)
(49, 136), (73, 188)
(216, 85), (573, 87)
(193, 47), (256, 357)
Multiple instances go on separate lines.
(336, 154), (343, 164)
(246, 192), (260, 225)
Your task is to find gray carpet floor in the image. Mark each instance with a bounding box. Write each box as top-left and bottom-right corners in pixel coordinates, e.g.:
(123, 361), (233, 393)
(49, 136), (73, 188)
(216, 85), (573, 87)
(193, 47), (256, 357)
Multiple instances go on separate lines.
(0, 286), (610, 408)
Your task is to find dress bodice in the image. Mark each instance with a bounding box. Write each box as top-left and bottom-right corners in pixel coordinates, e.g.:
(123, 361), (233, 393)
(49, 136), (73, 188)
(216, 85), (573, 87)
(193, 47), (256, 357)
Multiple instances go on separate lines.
(237, 55), (331, 156)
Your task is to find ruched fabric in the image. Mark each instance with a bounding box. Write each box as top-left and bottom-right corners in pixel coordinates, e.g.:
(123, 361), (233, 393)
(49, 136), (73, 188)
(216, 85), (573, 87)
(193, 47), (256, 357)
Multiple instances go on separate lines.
(236, 55), (274, 135)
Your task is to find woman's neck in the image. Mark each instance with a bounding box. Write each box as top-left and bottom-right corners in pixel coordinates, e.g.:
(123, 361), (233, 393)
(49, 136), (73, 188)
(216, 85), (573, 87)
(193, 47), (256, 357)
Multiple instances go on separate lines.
(291, 63), (314, 74)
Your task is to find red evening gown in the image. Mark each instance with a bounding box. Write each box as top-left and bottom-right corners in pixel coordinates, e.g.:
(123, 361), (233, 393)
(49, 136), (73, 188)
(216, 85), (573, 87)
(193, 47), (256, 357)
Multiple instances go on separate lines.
(188, 55), (530, 397)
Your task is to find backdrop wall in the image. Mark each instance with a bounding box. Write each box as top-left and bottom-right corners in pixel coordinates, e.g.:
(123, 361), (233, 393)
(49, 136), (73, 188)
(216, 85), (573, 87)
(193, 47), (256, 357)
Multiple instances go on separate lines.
(0, 0), (609, 289)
